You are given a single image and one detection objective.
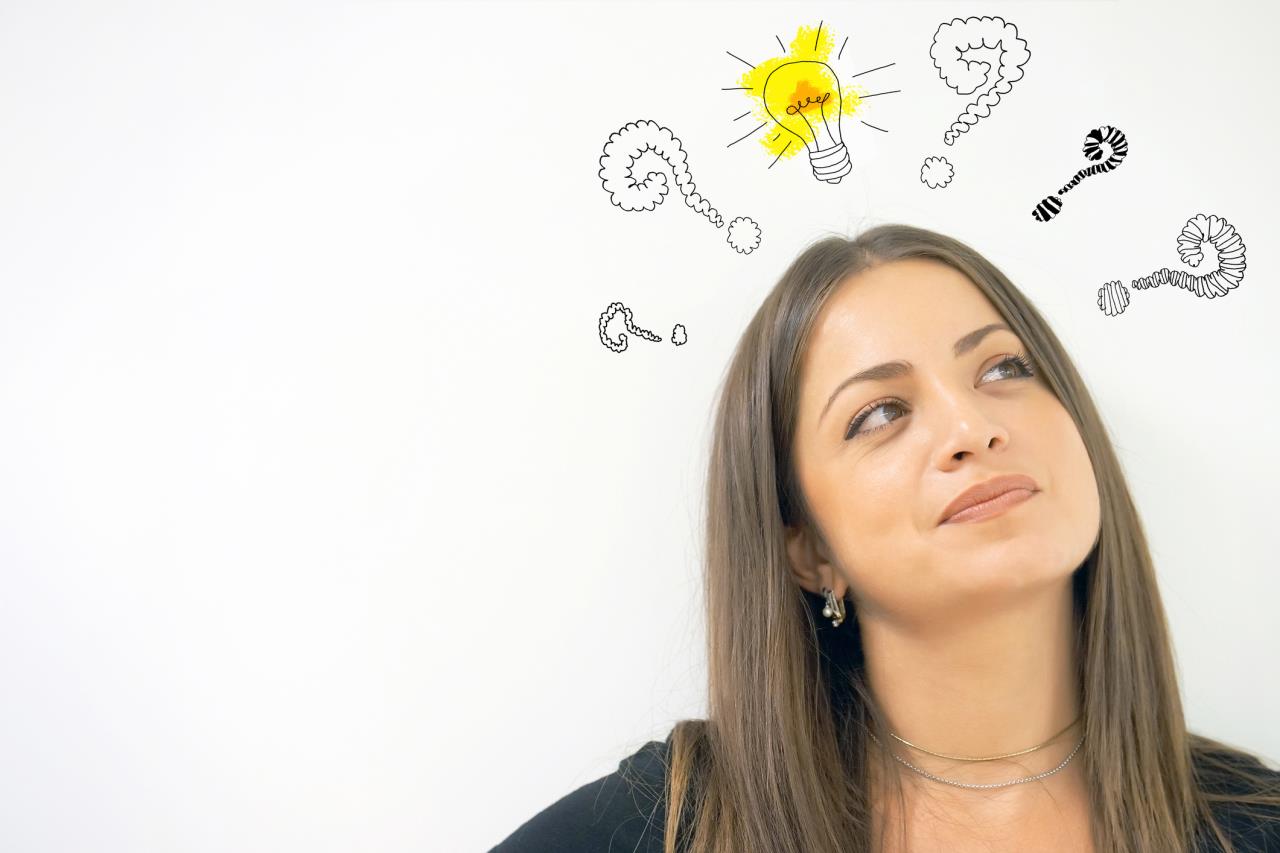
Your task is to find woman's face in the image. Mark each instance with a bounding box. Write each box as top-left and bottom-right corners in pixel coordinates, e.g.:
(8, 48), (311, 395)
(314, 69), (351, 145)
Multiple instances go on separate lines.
(786, 258), (1101, 626)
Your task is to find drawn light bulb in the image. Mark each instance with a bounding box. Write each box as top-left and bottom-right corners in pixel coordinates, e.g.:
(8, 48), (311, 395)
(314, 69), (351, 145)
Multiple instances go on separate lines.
(761, 60), (852, 184)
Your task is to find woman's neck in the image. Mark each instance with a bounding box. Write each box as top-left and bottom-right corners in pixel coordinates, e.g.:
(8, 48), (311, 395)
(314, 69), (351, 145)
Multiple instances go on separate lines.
(859, 575), (1083, 789)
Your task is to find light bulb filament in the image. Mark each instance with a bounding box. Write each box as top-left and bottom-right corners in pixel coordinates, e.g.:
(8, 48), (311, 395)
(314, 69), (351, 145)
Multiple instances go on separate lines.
(785, 91), (832, 115)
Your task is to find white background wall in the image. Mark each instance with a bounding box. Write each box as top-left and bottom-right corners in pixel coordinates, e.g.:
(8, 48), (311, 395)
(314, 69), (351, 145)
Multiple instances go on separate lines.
(1, 1), (1276, 850)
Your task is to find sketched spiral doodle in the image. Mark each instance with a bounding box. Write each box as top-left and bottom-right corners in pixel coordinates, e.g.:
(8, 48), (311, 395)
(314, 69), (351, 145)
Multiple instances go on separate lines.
(930, 16), (1030, 146)
(598, 119), (724, 227)
(1072, 126), (1128, 187)
(1097, 214), (1246, 317)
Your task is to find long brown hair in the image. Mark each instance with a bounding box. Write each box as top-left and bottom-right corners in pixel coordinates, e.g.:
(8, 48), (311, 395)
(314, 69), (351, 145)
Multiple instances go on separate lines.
(649, 224), (1279, 852)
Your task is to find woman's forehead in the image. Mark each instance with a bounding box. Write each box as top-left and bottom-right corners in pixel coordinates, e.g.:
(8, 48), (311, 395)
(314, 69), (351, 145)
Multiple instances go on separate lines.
(810, 262), (1001, 359)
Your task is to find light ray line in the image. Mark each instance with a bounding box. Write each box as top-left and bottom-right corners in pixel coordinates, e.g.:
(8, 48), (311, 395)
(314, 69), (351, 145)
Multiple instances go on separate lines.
(727, 122), (769, 147)
(851, 62), (895, 79)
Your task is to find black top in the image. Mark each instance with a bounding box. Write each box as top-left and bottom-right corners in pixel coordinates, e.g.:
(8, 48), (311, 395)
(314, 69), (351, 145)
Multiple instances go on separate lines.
(490, 733), (1280, 852)
(490, 736), (671, 853)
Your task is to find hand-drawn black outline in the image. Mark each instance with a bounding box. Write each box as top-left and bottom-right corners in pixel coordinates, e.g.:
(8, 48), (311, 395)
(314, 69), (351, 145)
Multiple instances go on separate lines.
(760, 60), (852, 183)
(727, 217), (762, 254)
(599, 120), (722, 226)
(931, 16), (1030, 145)
(1032, 126), (1128, 222)
(920, 156), (955, 189)
(922, 16), (1029, 186)
(599, 119), (761, 254)
(724, 22), (898, 184)
(1096, 214), (1246, 317)
(598, 301), (663, 353)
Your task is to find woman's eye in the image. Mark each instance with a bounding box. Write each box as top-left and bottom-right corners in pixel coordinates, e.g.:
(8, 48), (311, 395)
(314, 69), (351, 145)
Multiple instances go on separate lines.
(843, 351), (1037, 441)
(844, 399), (907, 440)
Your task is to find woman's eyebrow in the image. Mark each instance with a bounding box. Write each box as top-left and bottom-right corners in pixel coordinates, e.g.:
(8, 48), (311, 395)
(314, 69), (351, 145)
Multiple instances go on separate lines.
(818, 323), (1012, 425)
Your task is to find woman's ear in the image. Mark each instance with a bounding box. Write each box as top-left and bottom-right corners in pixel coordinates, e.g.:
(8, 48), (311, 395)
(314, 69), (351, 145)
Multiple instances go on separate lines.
(785, 523), (847, 599)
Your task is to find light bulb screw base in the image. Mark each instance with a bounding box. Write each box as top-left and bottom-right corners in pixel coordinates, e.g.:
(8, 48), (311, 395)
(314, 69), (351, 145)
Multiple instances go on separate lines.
(810, 142), (852, 184)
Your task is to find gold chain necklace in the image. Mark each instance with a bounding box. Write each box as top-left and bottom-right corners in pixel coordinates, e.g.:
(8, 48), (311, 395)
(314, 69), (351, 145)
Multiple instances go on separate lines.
(887, 711), (1082, 761)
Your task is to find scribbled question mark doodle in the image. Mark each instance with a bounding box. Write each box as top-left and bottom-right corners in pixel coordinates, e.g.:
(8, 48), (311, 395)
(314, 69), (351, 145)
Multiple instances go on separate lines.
(1032, 126), (1128, 222)
(598, 302), (660, 354)
(1097, 214), (1246, 317)
(599, 119), (761, 254)
(920, 16), (1030, 189)
(598, 302), (690, 353)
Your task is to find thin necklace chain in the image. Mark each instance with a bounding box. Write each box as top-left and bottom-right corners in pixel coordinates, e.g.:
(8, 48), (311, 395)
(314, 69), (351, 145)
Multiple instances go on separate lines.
(869, 730), (1086, 790)
(889, 712), (1083, 761)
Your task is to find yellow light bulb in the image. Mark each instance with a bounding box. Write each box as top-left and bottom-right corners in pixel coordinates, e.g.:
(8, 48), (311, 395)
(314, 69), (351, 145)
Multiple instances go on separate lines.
(761, 60), (852, 184)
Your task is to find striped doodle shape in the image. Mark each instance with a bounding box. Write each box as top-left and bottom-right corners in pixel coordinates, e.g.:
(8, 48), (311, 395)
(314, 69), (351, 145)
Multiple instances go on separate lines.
(1033, 126), (1128, 222)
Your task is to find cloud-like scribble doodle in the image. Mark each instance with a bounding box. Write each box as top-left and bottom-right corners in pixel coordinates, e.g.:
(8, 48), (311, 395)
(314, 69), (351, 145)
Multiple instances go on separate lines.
(922, 16), (1029, 187)
(598, 119), (761, 254)
(727, 217), (762, 254)
(1032, 126), (1128, 222)
(672, 324), (688, 346)
(598, 301), (663, 353)
(1097, 214), (1246, 317)
(920, 156), (955, 189)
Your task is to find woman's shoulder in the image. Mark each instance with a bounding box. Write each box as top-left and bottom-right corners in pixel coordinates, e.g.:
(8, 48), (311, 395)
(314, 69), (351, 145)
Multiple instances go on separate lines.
(490, 733), (672, 852)
(1191, 745), (1280, 852)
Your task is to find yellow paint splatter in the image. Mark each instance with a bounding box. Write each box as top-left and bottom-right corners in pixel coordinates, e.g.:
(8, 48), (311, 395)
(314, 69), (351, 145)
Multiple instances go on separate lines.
(739, 24), (866, 160)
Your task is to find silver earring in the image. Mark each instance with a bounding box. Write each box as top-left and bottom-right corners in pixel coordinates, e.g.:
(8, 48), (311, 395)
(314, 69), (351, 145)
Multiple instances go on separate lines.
(821, 587), (846, 627)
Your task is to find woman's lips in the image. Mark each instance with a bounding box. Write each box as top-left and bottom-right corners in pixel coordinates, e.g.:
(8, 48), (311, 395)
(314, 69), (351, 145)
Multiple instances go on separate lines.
(942, 488), (1037, 524)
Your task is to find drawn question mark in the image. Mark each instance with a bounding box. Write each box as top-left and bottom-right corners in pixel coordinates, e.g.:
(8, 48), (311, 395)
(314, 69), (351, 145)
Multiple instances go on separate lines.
(1096, 214), (1246, 317)
(1031, 126), (1129, 221)
(599, 119), (761, 254)
(598, 301), (688, 353)
(919, 16), (1030, 189)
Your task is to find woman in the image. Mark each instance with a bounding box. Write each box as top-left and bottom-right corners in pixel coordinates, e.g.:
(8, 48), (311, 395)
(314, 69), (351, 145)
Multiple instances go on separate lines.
(491, 224), (1280, 852)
